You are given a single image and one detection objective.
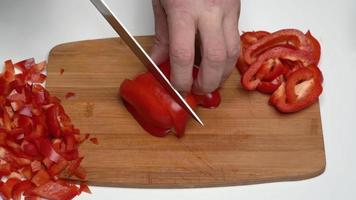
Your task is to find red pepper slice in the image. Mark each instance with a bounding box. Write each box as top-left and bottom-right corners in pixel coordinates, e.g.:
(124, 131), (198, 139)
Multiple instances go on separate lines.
(269, 66), (323, 113)
(255, 58), (285, 82)
(285, 65), (323, 103)
(244, 29), (312, 65)
(256, 75), (284, 94)
(242, 47), (314, 90)
(241, 31), (271, 48)
(305, 31), (321, 65)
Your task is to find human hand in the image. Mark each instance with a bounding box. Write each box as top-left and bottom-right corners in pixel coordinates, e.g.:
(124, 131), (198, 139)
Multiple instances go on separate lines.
(150, 0), (241, 94)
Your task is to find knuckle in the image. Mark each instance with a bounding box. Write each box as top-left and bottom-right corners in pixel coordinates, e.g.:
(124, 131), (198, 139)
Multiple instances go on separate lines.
(199, 79), (220, 93)
(227, 43), (240, 59)
(205, 48), (227, 63)
(170, 47), (194, 65)
(171, 77), (192, 92)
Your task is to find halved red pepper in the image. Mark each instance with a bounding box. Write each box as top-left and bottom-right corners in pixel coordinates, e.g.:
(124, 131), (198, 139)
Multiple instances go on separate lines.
(120, 61), (221, 137)
(269, 65), (323, 113)
(120, 71), (197, 137)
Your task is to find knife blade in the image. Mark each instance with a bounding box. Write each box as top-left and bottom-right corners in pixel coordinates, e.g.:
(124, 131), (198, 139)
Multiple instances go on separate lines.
(90, 0), (203, 126)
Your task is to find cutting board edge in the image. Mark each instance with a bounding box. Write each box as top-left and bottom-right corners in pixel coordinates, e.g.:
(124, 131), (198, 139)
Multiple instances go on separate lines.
(48, 36), (152, 56)
(83, 163), (326, 188)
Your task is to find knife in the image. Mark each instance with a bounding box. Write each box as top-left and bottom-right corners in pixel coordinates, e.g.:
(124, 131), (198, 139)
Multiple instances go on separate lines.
(90, 0), (204, 126)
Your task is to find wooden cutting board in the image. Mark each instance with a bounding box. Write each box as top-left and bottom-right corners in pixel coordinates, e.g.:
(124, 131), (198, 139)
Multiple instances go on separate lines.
(46, 36), (325, 188)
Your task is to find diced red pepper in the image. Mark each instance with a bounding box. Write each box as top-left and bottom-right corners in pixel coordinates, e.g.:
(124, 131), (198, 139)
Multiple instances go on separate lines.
(79, 183), (91, 194)
(89, 137), (98, 145)
(31, 181), (79, 200)
(31, 170), (51, 187)
(65, 92), (76, 100)
(0, 58), (92, 199)
(48, 159), (68, 177)
(0, 163), (12, 177)
(38, 139), (63, 163)
(12, 180), (34, 200)
(0, 178), (21, 199)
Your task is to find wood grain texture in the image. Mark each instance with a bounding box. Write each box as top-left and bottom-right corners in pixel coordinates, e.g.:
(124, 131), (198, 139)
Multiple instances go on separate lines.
(46, 37), (325, 188)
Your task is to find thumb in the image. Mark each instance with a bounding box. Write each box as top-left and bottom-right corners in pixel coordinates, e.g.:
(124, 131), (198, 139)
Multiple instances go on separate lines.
(150, 0), (169, 65)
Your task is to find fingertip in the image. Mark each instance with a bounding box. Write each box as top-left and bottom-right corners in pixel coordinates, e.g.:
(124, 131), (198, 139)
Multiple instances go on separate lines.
(170, 71), (193, 93)
(192, 73), (221, 94)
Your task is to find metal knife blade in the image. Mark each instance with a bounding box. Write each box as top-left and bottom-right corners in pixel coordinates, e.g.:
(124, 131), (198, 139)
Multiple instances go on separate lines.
(90, 0), (203, 126)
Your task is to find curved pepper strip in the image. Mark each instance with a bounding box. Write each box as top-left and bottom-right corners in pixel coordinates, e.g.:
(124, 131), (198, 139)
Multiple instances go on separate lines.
(285, 65), (323, 103)
(305, 31), (321, 65)
(269, 66), (323, 113)
(244, 29), (312, 65)
(236, 31), (271, 74)
(242, 47), (314, 90)
(256, 75), (284, 94)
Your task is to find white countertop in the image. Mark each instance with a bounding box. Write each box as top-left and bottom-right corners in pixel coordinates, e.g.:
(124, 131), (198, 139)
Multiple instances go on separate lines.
(1, 0), (355, 199)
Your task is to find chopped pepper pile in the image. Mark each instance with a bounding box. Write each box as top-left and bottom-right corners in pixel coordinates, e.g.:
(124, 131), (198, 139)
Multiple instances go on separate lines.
(0, 58), (91, 200)
(237, 29), (323, 113)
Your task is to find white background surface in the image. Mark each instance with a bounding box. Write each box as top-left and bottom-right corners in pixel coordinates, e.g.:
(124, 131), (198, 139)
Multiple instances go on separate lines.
(0, 0), (355, 199)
